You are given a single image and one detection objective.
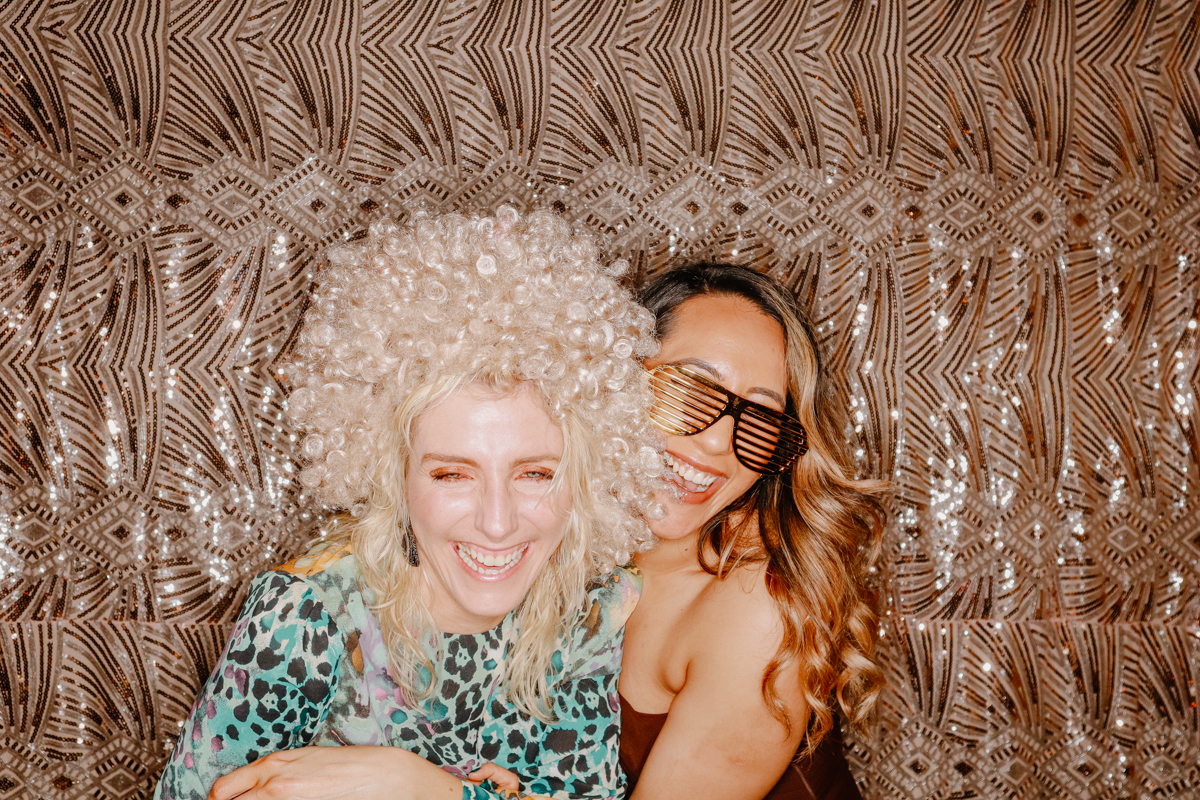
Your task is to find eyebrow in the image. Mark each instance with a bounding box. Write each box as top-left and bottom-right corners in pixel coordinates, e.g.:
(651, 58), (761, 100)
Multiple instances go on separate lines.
(421, 453), (561, 468)
(671, 357), (787, 407)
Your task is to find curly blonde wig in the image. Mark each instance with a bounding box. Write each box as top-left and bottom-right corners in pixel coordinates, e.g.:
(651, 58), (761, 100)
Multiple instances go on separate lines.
(285, 206), (661, 716)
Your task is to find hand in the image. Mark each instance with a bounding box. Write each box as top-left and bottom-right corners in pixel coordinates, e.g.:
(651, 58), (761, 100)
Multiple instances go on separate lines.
(208, 745), (462, 800)
(467, 763), (520, 795)
(465, 764), (557, 800)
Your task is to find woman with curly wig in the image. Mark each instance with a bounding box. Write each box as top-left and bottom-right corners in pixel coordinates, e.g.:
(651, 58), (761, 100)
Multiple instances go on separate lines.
(618, 263), (887, 799)
(152, 207), (662, 800)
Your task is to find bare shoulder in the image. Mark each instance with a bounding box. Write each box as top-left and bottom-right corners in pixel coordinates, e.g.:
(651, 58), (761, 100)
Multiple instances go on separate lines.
(685, 560), (784, 666)
(630, 559), (808, 799)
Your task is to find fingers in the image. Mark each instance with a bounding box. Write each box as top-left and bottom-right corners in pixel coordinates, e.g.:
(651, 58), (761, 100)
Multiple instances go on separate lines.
(209, 765), (259, 800)
(208, 752), (290, 800)
(467, 763), (521, 792)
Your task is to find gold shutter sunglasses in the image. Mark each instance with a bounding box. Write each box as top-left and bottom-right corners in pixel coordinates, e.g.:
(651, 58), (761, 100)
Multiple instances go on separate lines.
(646, 364), (809, 475)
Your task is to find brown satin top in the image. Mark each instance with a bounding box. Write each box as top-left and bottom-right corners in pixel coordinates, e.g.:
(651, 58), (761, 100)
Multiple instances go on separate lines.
(618, 695), (863, 800)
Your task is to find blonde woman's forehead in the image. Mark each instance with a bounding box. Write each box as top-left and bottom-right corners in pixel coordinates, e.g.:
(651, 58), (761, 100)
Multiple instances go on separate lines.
(410, 383), (564, 462)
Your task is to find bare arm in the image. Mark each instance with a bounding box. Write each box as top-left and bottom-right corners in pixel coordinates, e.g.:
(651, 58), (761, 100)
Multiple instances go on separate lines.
(209, 747), (541, 800)
(628, 570), (807, 800)
(208, 746), (463, 800)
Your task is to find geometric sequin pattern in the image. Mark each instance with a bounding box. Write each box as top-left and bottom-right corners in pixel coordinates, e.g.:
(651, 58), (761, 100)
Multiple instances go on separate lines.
(0, 1), (1198, 797)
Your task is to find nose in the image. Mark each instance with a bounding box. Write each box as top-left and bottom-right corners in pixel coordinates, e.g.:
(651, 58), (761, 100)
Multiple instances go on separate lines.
(690, 413), (735, 457)
(476, 477), (519, 542)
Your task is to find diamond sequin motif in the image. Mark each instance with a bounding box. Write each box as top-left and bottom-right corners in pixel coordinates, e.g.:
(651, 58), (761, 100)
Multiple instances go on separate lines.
(371, 162), (456, 224)
(1106, 524), (1139, 555)
(0, 150), (70, 238)
(65, 152), (162, 247)
(1143, 753), (1180, 785)
(760, 174), (818, 243)
(1151, 179), (1200, 257)
(1071, 752), (1103, 782)
(992, 171), (1067, 260)
(1039, 727), (1127, 796)
(569, 163), (645, 238)
(1000, 758), (1032, 785)
(261, 157), (355, 246)
(817, 165), (898, 256)
(186, 158), (269, 248)
(1105, 195), (1154, 251)
(59, 491), (152, 576)
(448, 160), (545, 215)
(775, 195), (810, 224)
(944, 195), (984, 232)
(638, 163), (723, 238)
(926, 172), (992, 245)
(591, 185), (634, 228)
(21, 184), (55, 211)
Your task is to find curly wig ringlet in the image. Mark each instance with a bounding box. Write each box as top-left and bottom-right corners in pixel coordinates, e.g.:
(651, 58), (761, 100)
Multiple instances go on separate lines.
(285, 206), (662, 717)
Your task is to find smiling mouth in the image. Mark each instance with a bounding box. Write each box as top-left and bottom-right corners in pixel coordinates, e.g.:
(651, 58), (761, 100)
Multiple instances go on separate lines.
(663, 452), (720, 492)
(455, 542), (529, 577)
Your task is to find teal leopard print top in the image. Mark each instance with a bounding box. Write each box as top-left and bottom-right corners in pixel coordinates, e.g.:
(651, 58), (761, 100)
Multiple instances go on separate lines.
(153, 543), (641, 800)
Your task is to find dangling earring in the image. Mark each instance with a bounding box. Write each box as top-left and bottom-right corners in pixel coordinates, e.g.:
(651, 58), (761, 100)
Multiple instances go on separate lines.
(402, 523), (420, 567)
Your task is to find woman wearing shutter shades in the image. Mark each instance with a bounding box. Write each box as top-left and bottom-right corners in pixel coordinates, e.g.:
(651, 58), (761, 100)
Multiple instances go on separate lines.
(619, 263), (887, 800)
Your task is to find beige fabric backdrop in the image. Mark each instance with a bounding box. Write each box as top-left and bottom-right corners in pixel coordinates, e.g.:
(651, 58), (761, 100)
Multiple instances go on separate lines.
(0, 0), (1198, 797)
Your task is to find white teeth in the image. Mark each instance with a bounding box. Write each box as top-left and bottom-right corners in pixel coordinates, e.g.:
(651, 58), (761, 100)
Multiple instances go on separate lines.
(456, 543), (527, 574)
(663, 453), (717, 489)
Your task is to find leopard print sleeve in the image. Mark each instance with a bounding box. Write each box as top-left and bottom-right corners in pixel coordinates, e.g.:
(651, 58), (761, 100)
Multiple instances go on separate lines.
(153, 570), (343, 800)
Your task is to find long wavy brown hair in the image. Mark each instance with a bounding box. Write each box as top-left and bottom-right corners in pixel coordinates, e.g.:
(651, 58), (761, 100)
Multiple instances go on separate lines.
(639, 263), (888, 754)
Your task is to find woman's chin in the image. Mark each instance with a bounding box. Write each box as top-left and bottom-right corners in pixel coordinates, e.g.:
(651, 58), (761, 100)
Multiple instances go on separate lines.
(439, 588), (526, 632)
(430, 548), (548, 633)
(649, 495), (719, 540)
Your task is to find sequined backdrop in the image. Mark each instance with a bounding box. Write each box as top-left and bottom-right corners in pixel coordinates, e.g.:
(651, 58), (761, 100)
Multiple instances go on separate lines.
(0, 0), (1198, 797)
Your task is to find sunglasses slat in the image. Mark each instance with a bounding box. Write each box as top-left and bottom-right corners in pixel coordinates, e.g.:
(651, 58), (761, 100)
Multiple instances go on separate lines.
(648, 407), (710, 431)
(734, 419), (796, 456)
(734, 420), (789, 448)
(735, 422), (782, 442)
(653, 375), (723, 398)
(649, 410), (707, 434)
(742, 439), (796, 471)
(738, 412), (807, 454)
(656, 391), (726, 420)
(734, 440), (786, 466)
(735, 435), (781, 459)
(653, 379), (727, 415)
(652, 395), (721, 427)
(739, 408), (794, 434)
